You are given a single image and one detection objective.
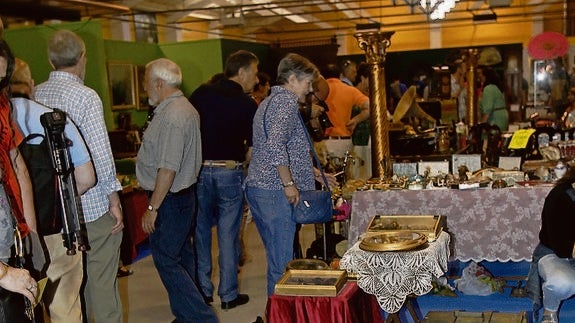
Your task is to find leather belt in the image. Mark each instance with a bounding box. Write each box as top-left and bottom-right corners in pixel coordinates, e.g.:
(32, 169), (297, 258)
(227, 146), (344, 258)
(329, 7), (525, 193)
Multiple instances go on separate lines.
(202, 160), (244, 170)
(327, 136), (351, 140)
(147, 185), (194, 198)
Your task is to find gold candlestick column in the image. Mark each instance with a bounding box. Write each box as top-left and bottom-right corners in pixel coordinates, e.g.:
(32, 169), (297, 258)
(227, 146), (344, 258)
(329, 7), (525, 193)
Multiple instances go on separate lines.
(466, 49), (479, 126)
(354, 31), (394, 180)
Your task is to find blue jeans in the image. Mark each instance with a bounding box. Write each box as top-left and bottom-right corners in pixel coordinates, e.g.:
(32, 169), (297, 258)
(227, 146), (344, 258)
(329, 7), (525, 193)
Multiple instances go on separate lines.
(245, 186), (296, 297)
(148, 185), (218, 323)
(539, 253), (575, 312)
(195, 167), (244, 302)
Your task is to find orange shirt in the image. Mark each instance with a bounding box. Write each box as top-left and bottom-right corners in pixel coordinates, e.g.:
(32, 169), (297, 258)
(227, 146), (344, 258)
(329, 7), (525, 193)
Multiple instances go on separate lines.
(324, 78), (369, 137)
(0, 93), (27, 235)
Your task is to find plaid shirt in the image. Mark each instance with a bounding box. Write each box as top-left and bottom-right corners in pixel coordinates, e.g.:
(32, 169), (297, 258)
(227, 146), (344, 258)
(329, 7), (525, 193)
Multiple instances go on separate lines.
(35, 71), (122, 222)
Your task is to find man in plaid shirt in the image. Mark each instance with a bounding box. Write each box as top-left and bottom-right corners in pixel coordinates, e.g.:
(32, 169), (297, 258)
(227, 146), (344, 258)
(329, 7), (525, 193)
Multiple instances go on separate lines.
(35, 29), (124, 323)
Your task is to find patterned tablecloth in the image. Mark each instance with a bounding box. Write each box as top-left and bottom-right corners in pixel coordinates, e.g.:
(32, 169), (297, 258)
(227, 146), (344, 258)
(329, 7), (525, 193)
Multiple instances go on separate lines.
(340, 231), (450, 313)
(348, 186), (552, 262)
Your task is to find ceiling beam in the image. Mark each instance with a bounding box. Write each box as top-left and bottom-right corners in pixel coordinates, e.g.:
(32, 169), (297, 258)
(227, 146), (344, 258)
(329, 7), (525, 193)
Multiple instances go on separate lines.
(2, 1), (81, 23)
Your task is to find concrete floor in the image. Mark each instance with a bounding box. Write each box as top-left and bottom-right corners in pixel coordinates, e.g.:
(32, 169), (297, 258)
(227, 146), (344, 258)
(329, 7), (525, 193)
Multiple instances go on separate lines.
(118, 221), (319, 323)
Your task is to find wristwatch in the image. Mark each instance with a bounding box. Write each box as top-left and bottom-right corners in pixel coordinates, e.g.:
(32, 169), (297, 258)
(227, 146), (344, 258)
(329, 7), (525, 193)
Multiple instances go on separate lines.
(147, 204), (158, 212)
(282, 180), (295, 188)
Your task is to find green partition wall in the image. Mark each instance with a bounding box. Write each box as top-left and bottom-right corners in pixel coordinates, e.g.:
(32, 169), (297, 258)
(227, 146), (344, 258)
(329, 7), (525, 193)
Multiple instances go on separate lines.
(4, 20), (270, 130)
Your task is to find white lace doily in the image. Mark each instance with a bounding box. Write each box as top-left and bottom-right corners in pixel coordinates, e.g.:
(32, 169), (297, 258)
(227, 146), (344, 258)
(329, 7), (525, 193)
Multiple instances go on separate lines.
(340, 231), (450, 313)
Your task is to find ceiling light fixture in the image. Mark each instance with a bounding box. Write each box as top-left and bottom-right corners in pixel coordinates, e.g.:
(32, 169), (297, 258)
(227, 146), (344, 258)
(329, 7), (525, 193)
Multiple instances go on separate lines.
(403, 0), (459, 20)
(420, 0), (459, 20)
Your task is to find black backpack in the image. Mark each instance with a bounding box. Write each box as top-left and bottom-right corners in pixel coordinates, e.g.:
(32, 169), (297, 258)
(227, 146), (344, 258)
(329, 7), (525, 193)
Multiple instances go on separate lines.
(19, 134), (62, 236)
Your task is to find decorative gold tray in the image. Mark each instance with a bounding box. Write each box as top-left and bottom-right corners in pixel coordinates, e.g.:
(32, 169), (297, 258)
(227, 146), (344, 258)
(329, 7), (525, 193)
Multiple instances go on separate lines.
(367, 214), (444, 242)
(274, 269), (347, 297)
(359, 231), (428, 252)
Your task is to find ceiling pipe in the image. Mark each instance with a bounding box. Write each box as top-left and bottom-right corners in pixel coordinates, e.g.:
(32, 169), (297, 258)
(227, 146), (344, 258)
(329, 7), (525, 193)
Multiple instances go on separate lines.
(57, 0), (131, 12)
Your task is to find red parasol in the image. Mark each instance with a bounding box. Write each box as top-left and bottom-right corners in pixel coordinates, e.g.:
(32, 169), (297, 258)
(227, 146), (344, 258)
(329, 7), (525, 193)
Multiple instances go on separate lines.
(527, 31), (569, 60)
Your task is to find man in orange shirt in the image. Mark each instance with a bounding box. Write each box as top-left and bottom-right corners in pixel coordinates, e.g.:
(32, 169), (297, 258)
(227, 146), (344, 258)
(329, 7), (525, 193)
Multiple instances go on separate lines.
(321, 64), (370, 179)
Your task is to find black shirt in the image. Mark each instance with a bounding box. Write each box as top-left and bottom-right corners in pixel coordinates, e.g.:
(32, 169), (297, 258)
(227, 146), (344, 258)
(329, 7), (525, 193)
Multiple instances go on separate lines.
(189, 79), (258, 162)
(539, 182), (575, 258)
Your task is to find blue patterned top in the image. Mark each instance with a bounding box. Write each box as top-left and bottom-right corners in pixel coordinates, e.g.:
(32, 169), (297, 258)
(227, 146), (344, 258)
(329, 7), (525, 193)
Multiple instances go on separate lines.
(246, 86), (315, 191)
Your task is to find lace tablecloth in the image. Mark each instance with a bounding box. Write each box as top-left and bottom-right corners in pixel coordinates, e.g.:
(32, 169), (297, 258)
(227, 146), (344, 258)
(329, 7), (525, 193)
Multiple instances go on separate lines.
(340, 232), (450, 313)
(348, 186), (551, 262)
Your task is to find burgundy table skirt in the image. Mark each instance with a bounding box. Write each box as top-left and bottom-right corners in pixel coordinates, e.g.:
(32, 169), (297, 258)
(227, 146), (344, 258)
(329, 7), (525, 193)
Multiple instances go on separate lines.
(266, 281), (384, 323)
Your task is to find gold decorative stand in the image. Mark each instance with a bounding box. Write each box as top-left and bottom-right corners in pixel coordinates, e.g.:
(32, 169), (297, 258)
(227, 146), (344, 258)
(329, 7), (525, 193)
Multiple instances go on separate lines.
(354, 30), (394, 180)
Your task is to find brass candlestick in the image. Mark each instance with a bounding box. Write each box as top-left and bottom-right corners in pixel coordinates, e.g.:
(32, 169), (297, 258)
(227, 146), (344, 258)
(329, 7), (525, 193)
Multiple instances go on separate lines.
(354, 31), (394, 180)
(466, 48), (479, 126)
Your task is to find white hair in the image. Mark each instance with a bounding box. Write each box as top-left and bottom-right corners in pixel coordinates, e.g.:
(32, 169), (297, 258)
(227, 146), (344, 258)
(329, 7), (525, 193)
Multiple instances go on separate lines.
(147, 58), (182, 87)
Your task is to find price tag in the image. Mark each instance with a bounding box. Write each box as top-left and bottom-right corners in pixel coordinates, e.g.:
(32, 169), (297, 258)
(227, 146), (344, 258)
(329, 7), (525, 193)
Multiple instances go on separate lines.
(508, 129), (536, 149)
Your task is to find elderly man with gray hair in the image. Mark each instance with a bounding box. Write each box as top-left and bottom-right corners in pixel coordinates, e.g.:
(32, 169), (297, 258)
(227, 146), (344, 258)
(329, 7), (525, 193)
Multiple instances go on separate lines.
(137, 58), (218, 322)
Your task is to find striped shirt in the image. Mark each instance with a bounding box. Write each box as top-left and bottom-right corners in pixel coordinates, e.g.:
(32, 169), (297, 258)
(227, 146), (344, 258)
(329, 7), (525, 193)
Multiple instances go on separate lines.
(34, 71), (122, 222)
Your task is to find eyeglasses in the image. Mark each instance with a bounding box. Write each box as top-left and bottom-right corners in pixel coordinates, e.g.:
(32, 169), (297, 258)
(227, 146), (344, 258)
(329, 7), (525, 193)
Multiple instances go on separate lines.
(342, 60), (353, 68)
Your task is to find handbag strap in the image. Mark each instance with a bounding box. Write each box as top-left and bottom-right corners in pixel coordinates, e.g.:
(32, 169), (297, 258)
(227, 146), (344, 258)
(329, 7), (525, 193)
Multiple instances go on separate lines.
(262, 93), (331, 193)
(296, 112), (331, 193)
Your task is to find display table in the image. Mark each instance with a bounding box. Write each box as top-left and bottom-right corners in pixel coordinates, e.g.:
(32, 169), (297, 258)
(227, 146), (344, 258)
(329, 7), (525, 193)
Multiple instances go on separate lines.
(340, 232), (450, 316)
(266, 281), (384, 323)
(348, 186), (551, 262)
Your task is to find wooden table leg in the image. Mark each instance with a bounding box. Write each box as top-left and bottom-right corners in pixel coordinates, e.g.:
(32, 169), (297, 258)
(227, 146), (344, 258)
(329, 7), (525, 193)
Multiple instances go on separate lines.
(385, 295), (421, 323)
(405, 296), (421, 323)
(385, 312), (402, 323)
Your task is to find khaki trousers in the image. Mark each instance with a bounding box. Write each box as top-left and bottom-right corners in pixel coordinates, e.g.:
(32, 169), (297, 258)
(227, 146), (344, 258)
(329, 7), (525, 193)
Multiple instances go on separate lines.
(83, 213), (123, 323)
(44, 233), (83, 323)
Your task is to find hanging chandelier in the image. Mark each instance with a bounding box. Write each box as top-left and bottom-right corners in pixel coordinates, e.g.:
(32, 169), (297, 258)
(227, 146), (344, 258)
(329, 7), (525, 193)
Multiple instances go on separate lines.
(421, 0), (459, 20)
(403, 0), (459, 20)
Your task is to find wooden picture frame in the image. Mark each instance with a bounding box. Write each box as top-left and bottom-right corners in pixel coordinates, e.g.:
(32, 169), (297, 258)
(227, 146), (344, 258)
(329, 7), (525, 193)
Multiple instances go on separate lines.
(274, 270), (347, 296)
(107, 62), (136, 110)
(135, 65), (150, 111)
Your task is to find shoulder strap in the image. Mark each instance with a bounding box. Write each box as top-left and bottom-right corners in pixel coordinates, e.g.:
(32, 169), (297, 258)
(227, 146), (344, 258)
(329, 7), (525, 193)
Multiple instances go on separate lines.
(262, 93), (280, 140)
(296, 113), (331, 193)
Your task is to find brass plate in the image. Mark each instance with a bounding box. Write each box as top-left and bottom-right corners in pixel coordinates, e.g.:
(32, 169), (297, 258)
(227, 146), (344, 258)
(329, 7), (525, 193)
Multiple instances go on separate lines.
(359, 231), (428, 252)
(367, 214), (444, 242)
(274, 269), (347, 297)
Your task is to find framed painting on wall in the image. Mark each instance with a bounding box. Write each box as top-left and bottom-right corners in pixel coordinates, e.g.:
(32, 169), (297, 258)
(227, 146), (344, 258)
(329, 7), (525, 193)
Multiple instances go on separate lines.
(135, 65), (150, 111)
(107, 62), (136, 110)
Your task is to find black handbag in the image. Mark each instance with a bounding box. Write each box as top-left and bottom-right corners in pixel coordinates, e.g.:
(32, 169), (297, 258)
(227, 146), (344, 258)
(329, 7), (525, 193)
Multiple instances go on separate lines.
(0, 287), (30, 323)
(263, 95), (334, 224)
(294, 110), (334, 224)
(294, 189), (333, 224)
(0, 228), (35, 323)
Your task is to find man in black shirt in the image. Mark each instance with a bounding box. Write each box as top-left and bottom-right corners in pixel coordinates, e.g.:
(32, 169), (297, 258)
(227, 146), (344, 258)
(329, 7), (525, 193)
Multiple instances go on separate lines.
(189, 50), (259, 310)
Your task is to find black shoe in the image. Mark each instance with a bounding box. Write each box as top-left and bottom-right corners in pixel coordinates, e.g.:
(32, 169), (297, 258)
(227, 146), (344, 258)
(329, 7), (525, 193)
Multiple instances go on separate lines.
(117, 267), (134, 278)
(203, 296), (213, 305)
(221, 294), (249, 310)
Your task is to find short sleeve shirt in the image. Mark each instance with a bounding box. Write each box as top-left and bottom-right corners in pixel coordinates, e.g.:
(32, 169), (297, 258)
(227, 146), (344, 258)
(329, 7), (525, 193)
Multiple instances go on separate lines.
(136, 91), (202, 192)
